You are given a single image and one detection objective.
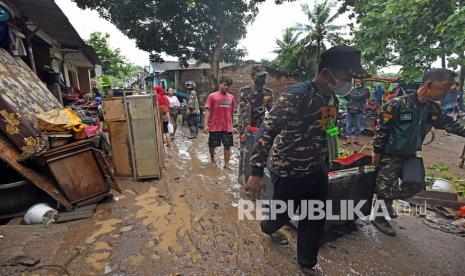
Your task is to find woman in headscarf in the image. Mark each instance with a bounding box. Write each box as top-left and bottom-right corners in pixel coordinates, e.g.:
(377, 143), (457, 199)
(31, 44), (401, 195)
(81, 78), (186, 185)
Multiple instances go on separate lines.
(153, 85), (171, 147)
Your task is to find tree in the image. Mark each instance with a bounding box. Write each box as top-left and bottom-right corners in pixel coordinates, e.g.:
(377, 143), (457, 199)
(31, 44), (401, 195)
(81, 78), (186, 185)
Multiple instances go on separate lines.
(295, 0), (345, 67)
(263, 27), (317, 78)
(438, 4), (465, 89)
(344, 0), (458, 81)
(86, 32), (131, 79)
(73, 0), (299, 88)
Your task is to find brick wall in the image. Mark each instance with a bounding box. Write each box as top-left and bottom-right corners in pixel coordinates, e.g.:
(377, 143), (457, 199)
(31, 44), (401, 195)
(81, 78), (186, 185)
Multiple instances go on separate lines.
(176, 63), (300, 104)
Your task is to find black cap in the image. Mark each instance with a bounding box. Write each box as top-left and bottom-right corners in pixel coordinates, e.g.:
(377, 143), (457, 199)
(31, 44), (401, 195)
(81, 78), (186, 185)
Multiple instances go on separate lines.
(251, 64), (268, 76)
(320, 45), (371, 79)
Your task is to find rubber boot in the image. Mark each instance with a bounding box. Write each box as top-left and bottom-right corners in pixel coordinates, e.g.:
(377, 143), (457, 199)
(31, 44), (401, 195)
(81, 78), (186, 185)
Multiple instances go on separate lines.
(385, 200), (397, 218)
(372, 216), (396, 236)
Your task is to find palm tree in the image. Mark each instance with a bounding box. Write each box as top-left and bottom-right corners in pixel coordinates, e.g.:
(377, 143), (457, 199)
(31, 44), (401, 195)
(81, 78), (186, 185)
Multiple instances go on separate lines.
(274, 28), (300, 56)
(295, 0), (346, 66)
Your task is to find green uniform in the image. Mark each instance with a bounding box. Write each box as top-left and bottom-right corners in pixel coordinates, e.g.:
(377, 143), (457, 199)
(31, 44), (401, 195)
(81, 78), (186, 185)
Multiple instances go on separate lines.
(373, 93), (465, 199)
(250, 81), (339, 178)
(238, 84), (273, 136)
(238, 84), (273, 184)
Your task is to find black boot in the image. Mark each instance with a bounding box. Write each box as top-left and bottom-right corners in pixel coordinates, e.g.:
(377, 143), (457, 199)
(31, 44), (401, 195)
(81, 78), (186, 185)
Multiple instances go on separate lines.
(372, 216), (396, 236)
(385, 200), (397, 219)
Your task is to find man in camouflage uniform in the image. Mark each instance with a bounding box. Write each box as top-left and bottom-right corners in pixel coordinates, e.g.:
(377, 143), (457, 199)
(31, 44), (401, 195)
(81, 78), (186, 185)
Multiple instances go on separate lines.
(185, 81), (200, 138)
(372, 68), (465, 236)
(247, 45), (370, 272)
(238, 65), (273, 185)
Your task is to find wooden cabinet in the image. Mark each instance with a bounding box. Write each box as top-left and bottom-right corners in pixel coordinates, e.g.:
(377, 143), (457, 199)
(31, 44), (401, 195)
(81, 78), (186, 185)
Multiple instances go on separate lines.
(43, 138), (115, 206)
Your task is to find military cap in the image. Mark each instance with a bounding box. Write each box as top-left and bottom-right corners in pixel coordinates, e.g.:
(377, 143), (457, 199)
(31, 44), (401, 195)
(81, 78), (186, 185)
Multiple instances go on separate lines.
(320, 45), (371, 79)
(251, 64), (268, 76)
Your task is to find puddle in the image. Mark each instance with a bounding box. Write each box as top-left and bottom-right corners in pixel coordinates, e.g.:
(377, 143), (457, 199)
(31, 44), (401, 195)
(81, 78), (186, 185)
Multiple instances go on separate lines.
(86, 218), (123, 244)
(86, 252), (111, 271)
(134, 186), (192, 254)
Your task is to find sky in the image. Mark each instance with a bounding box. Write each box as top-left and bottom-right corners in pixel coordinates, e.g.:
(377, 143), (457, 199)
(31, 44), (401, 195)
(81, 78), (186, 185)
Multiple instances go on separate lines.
(56, 0), (352, 67)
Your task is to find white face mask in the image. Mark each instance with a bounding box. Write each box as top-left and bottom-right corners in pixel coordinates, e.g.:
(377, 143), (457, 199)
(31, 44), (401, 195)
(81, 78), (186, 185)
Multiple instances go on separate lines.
(327, 70), (352, 96)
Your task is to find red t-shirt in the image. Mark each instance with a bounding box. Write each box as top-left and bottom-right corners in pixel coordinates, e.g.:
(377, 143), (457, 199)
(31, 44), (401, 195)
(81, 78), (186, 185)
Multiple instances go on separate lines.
(204, 91), (237, 132)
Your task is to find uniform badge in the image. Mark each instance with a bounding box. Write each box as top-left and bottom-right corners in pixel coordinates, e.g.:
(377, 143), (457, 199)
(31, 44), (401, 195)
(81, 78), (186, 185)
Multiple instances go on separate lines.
(400, 113), (412, 121)
(383, 113), (393, 122)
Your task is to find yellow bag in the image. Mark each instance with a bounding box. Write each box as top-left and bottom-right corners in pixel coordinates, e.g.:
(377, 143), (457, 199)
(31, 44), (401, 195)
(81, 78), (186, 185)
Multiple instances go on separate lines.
(36, 107), (84, 132)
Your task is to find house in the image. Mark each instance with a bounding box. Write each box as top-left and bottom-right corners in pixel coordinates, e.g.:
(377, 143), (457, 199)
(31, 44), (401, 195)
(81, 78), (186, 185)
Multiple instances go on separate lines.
(152, 60), (300, 102)
(0, 0), (101, 98)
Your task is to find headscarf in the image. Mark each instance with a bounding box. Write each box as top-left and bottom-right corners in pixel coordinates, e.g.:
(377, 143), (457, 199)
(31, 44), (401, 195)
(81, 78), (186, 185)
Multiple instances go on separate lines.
(153, 86), (169, 108)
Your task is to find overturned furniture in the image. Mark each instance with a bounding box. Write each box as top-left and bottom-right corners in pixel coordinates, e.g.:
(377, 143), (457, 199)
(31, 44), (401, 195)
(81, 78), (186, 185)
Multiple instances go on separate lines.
(39, 137), (120, 207)
(0, 48), (119, 220)
(103, 94), (165, 180)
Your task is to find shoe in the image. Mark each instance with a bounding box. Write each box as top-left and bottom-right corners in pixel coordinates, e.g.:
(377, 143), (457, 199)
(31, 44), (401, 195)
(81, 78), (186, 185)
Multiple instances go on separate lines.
(299, 263), (322, 275)
(372, 217), (396, 236)
(386, 201), (398, 218)
(269, 231), (289, 245)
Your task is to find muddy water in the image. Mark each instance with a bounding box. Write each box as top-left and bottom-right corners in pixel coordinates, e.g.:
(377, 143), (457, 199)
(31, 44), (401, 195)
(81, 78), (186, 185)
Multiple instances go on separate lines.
(60, 129), (465, 275)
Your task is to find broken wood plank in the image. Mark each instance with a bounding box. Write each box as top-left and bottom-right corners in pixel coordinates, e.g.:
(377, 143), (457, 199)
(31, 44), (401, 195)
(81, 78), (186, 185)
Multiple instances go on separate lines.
(415, 190), (458, 201)
(0, 135), (72, 210)
(409, 196), (464, 209)
(56, 204), (96, 223)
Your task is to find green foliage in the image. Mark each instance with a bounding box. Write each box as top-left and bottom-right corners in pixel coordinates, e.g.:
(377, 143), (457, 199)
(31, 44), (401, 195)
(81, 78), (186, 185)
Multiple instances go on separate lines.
(262, 28), (315, 78)
(349, 0), (459, 81)
(74, 1), (260, 83)
(86, 32), (131, 79)
(263, 0), (344, 79)
(98, 75), (112, 88)
(295, 0), (346, 64)
(438, 5), (465, 70)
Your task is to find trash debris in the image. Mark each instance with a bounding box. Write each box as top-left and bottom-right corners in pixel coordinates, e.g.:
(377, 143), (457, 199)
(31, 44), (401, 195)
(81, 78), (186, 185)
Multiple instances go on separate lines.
(451, 218), (465, 228)
(432, 179), (456, 192)
(0, 234), (4, 239)
(56, 204), (96, 223)
(24, 203), (58, 225)
(104, 264), (113, 274)
(425, 211), (445, 225)
(456, 206), (465, 218)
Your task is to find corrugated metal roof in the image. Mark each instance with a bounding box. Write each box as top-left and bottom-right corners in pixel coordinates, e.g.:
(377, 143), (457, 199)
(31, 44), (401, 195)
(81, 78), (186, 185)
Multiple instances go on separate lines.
(11, 0), (101, 65)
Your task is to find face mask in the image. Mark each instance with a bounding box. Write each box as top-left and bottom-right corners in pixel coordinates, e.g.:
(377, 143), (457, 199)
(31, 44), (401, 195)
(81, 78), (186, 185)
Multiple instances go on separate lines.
(254, 76), (266, 87)
(327, 70), (352, 96)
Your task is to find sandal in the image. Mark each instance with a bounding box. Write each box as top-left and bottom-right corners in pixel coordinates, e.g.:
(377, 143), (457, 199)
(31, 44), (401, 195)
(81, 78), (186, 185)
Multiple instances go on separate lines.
(269, 231), (289, 245)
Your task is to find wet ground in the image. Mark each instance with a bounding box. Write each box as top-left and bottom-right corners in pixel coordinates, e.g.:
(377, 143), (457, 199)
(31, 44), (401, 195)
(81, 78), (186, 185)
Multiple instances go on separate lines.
(1, 127), (465, 275)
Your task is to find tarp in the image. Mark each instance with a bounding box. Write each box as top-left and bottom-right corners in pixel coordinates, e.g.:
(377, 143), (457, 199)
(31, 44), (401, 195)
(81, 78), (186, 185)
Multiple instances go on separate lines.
(36, 107), (84, 133)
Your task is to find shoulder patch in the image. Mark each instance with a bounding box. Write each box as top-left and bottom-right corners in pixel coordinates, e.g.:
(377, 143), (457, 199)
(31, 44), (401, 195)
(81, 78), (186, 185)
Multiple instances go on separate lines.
(239, 84), (253, 91)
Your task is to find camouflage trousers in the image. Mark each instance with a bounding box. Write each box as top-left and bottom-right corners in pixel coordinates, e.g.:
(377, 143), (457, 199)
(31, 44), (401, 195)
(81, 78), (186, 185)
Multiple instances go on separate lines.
(238, 128), (258, 186)
(375, 154), (423, 200)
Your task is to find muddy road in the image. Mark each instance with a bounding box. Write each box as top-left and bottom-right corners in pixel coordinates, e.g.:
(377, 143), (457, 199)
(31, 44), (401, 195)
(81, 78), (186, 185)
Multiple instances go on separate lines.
(1, 128), (465, 275)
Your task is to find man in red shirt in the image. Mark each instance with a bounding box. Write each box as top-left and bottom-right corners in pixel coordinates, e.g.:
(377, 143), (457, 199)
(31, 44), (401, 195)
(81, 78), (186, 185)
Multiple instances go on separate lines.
(203, 76), (237, 169)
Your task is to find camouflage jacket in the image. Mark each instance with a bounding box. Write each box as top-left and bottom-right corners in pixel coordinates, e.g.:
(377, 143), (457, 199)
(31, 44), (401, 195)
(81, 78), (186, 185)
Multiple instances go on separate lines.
(187, 90), (200, 114)
(373, 93), (465, 156)
(250, 81), (338, 178)
(238, 84), (273, 135)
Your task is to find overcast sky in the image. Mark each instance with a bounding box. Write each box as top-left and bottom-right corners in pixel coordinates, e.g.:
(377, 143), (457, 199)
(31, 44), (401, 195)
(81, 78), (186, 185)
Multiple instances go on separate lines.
(56, 0), (352, 66)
